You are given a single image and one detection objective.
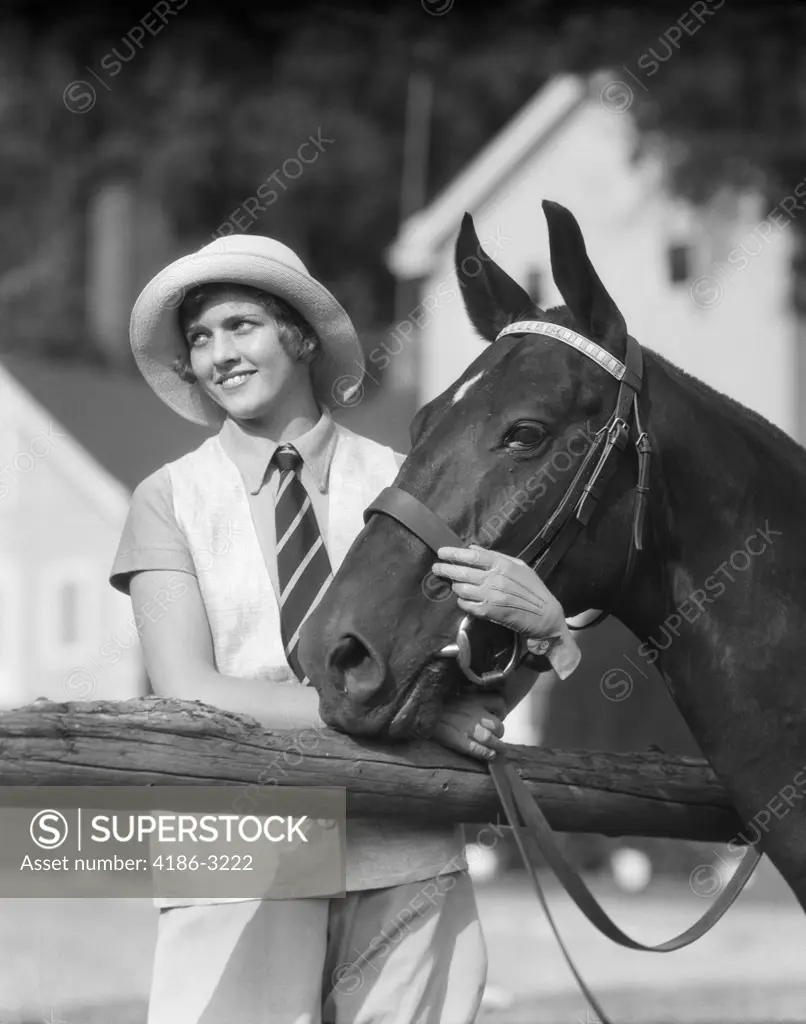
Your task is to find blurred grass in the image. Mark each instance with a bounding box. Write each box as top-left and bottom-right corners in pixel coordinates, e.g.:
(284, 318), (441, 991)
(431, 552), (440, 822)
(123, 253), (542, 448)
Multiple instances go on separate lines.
(0, 859), (804, 1023)
(481, 985), (806, 1024)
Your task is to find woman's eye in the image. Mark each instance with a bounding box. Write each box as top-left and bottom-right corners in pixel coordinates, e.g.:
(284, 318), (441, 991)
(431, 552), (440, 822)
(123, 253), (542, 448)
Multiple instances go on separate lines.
(506, 424), (546, 450)
(233, 319), (255, 331)
(188, 333), (206, 347)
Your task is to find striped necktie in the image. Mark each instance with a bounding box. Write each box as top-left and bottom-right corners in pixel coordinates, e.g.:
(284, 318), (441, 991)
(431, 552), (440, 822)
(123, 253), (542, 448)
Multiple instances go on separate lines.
(273, 444), (333, 685)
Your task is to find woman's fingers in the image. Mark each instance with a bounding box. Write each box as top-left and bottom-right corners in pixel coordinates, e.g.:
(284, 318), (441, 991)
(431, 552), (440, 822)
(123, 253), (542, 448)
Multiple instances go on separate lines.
(456, 596), (515, 625)
(435, 564), (543, 613)
(434, 544), (568, 639)
(434, 707), (507, 762)
(479, 715), (506, 739)
(464, 738), (497, 760)
(471, 723), (494, 744)
(435, 722), (496, 761)
(436, 545), (493, 567)
(471, 723), (507, 752)
(449, 581), (485, 602)
(431, 561), (487, 586)
(483, 733), (508, 753)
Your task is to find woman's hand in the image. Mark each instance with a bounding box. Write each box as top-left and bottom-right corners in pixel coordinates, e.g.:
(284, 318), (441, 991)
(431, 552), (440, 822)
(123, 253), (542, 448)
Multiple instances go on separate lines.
(431, 543), (567, 639)
(433, 691), (508, 761)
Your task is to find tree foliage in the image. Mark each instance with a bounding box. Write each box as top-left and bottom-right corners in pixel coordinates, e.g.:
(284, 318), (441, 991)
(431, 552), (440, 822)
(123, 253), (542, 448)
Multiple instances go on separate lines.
(0, 0), (803, 363)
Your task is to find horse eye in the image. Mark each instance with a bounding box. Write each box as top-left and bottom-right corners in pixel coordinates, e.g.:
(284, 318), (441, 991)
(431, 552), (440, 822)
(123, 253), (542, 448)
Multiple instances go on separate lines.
(506, 424), (546, 450)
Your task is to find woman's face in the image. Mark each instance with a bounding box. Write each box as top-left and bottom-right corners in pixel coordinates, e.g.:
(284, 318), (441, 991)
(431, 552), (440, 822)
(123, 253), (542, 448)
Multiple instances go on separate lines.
(184, 289), (314, 424)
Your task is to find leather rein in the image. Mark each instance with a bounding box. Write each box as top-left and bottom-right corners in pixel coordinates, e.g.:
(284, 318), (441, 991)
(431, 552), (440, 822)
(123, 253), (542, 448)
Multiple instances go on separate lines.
(362, 320), (761, 1024)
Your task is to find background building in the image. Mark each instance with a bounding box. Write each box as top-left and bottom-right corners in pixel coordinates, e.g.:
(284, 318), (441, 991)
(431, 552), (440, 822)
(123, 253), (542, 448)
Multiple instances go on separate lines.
(389, 74), (800, 438)
(0, 356), (209, 708)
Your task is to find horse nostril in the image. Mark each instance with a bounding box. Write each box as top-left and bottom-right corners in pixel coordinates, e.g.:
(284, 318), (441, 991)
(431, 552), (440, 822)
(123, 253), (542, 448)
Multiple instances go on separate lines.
(327, 635), (384, 702)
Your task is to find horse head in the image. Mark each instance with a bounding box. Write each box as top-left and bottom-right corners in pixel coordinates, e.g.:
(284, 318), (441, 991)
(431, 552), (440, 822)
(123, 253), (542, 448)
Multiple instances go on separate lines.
(300, 200), (647, 739)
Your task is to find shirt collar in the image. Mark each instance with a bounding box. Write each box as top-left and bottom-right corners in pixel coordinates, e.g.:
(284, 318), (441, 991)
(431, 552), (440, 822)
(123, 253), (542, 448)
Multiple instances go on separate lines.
(218, 406), (338, 496)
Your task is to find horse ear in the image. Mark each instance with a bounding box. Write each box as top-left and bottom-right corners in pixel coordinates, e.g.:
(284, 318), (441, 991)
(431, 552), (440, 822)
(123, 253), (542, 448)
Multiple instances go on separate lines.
(455, 213), (538, 343)
(542, 200), (627, 350)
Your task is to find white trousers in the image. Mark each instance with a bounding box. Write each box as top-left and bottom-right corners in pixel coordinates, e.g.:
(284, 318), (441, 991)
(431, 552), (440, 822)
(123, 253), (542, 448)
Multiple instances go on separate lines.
(147, 871), (487, 1024)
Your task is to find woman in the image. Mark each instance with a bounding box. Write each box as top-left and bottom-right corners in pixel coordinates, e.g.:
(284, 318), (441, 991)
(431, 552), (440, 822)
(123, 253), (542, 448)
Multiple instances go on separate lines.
(110, 233), (580, 1024)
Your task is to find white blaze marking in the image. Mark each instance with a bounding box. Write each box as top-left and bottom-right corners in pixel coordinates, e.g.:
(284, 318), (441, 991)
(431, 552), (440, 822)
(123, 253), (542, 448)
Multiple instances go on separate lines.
(451, 371), (484, 405)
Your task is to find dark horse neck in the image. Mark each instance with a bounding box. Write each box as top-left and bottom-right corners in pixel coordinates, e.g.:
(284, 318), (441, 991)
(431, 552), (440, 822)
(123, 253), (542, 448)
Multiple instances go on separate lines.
(615, 349), (806, 760)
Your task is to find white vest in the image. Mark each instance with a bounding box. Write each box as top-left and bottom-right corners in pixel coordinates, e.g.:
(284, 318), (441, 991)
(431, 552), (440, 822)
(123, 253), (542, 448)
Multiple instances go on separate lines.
(163, 422), (465, 899)
(168, 424), (397, 679)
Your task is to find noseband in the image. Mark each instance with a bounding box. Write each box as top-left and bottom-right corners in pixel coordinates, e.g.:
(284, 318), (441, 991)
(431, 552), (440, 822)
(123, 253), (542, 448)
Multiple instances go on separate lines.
(363, 321), (652, 687)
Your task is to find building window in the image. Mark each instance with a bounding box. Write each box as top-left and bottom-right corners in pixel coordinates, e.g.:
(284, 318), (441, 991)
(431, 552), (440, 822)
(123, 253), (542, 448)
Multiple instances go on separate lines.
(38, 561), (99, 668)
(525, 267), (542, 305)
(667, 244), (692, 284)
(58, 582), (79, 646)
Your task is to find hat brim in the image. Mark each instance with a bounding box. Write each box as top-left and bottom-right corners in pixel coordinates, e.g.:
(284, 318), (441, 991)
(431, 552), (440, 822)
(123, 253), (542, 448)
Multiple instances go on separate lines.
(129, 250), (366, 426)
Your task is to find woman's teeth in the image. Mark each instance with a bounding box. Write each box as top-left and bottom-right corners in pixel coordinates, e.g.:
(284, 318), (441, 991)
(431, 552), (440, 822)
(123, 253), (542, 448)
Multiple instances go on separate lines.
(220, 373), (253, 390)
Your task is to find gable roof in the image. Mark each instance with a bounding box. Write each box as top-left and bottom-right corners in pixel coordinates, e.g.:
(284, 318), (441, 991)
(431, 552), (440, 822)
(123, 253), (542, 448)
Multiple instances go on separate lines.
(1, 355), (214, 494)
(387, 72), (608, 280)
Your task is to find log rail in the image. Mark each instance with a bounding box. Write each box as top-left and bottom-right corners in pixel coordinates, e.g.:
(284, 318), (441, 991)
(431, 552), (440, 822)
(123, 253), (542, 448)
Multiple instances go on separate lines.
(0, 697), (741, 842)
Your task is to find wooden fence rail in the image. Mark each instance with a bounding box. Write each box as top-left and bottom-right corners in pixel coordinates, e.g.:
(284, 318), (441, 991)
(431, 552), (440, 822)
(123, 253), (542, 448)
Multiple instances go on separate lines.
(0, 697), (742, 842)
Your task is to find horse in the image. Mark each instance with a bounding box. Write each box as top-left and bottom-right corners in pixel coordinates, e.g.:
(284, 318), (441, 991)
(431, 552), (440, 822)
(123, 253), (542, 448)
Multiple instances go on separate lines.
(298, 198), (806, 911)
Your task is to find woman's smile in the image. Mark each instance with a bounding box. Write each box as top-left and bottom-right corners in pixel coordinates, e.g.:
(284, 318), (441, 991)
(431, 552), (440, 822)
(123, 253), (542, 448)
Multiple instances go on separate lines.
(217, 370), (257, 391)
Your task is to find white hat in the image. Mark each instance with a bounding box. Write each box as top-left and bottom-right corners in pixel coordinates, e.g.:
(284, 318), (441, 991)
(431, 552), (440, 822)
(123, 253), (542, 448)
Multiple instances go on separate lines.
(129, 235), (365, 426)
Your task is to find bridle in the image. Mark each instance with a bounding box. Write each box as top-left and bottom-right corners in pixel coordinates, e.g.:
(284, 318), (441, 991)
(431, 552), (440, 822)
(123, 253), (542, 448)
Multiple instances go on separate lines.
(363, 319), (653, 687)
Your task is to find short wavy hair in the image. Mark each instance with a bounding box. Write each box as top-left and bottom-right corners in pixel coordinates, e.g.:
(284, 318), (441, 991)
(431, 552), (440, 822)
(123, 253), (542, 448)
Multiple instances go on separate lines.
(173, 284), (321, 383)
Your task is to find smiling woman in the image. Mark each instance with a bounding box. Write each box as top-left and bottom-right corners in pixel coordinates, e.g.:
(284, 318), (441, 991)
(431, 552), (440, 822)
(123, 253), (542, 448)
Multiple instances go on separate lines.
(112, 232), (492, 1024)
